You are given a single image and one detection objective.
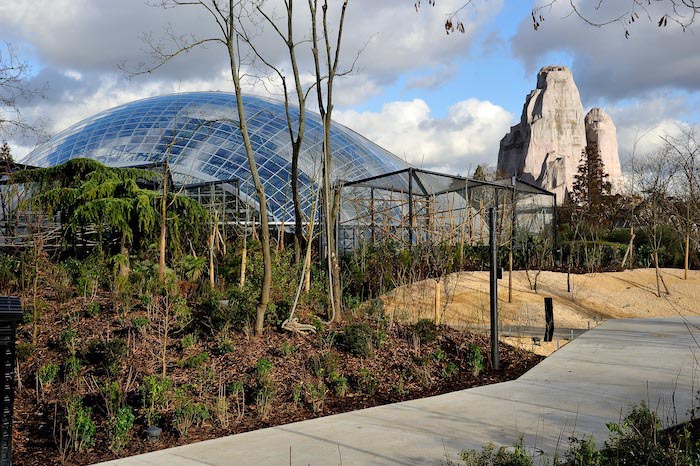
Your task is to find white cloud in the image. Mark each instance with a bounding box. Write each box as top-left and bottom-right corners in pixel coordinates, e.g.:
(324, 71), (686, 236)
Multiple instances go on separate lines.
(335, 98), (513, 174)
(511, 0), (700, 102)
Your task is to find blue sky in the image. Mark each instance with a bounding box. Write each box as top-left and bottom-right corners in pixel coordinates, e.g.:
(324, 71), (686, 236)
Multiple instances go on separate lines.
(1, 0), (699, 174)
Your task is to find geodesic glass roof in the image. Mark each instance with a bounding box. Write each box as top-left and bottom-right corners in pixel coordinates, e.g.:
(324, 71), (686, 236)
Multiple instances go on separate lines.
(21, 91), (409, 223)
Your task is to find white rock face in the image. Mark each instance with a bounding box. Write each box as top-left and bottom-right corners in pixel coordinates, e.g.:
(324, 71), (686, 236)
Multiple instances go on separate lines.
(585, 107), (623, 193)
(498, 65), (587, 201)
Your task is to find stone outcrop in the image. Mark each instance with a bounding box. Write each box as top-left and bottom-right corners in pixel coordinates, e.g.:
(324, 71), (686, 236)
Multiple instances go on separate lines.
(497, 65), (622, 201)
(585, 107), (622, 193)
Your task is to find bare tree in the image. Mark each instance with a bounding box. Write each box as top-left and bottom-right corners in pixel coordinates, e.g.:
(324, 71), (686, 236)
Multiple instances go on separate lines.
(415, 0), (699, 37)
(254, 1), (313, 264)
(0, 42), (43, 139)
(139, 0), (273, 335)
(309, 0), (350, 322)
(661, 126), (700, 280)
(629, 151), (674, 297)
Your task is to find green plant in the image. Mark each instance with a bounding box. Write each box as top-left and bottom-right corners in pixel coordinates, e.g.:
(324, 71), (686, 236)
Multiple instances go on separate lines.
(214, 384), (229, 428)
(432, 348), (447, 362)
(255, 358), (274, 385)
(217, 338), (235, 355)
(329, 372), (349, 397)
(101, 380), (123, 419)
(63, 356), (82, 379)
(86, 301), (100, 318)
(16, 341), (35, 361)
(459, 439), (534, 466)
(230, 380), (245, 420)
(180, 351), (209, 369)
(109, 406), (135, 453)
(305, 380), (327, 414)
(278, 341), (296, 357)
(292, 383), (303, 405)
(466, 344), (485, 376)
(307, 351), (340, 378)
(413, 319), (438, 344)
(66, 396), (96, 452)
(340, 322), (374, 357)
(131, 316), (148, 331)
(356, 367), (378, 396)
(60, 328), (79, 355)
(255, 385), (276, 420)
(87, 338), (128, 375)
(395, 373), (408, 397)
(181, 334), (196, 350)
(442, 361), (459, 379)
(173, 392), (210, 437)
(38, 362), (59, 390)
(141, 375), (171, 427)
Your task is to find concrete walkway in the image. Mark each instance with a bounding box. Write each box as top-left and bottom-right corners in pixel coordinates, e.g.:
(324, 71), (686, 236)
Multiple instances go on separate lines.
(98, 317), (700, 465)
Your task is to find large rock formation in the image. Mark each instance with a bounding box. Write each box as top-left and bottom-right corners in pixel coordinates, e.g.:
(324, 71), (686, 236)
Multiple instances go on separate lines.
(585, 107), (623, 193)
(497, 65), (622, 201)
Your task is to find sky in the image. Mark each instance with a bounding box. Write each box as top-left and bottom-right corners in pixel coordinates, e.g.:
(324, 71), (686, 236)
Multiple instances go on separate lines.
(1, 0), (699, 177)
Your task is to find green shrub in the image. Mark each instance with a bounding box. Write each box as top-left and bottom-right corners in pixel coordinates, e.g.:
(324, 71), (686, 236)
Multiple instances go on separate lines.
(131, 316), (148, 331)
(66, 396), (96, 452)
(101, 380), (123, 418)
(86, 301), (100, 318)
(38, 362), (59, 389)
(181, 334), (196, 350)
(255, 385), (276, 420)
(292, 383), (303, 405)
(466, 344), (485, 376)
(109, 406), (135, 453)
(217, 338), (235, 355)
(356, 368), (378, 396)
(141, 375), (171, 427)
(340, 322), (374, 357)
(329, 372), (349, 397)
(307, 351), (340, 378)
(459, 439), (534, 466)
(63, 356), (82, 379)
(173, 393), (210, 438)
(442, 361), (459, 379)
(255, 358), (274, 384)
(180, 351), (209, 369)
(16, 341), (35, 361)
(278, 341), (296, 357)
(413, 319), (438, 344)
(60, 328), (79, 355)
(87, 338), (128, 375)
(305, 380), (327, 414)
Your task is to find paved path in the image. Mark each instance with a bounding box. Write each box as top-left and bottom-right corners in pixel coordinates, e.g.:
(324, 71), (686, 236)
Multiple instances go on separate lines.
(98, 317), (700, 465)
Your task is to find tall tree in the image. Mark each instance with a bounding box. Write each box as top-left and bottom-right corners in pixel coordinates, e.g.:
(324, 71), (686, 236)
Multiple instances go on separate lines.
(661, 126), (699, 279)
(141, 0), (274, 335)
(309, 0), (350, 322)
(571, 142), (612, 230)
(15, 158), (208, 267)
(0, 42), (42, 139)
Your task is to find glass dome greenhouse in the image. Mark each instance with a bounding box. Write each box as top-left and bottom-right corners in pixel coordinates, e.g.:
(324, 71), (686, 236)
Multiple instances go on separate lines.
(22, 91), (410, 224)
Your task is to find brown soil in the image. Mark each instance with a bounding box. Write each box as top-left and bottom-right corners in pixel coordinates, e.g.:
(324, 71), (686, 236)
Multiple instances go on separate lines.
(384, 268), (700, 354)
(13, 292), (542, 466)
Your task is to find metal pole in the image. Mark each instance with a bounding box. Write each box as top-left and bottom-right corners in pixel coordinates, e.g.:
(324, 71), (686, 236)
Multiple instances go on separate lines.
(408, 169), (414, 245)
(489, 207), (499, 371)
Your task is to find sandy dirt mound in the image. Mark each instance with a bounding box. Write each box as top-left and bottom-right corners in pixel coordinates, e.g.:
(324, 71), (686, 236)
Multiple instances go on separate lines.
(384, 268), (700, 331)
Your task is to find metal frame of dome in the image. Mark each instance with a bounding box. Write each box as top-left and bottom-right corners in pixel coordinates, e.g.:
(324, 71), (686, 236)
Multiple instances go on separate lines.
(21, 91), (410, 225)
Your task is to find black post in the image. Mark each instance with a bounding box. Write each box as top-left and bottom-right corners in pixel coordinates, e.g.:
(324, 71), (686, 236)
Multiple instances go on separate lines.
(408, 169), (414, 245)
(544, 297), (554, 342)
(489, 207), (499, 371)
(0, 297), (22, 466)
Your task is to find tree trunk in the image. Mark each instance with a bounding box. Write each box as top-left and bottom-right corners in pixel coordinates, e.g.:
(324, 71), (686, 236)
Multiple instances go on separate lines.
(159, 162), (168, 282)
(685, 229), (690, 280)
(654, 250), (662, 298)
(227, 31), (271, 336)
